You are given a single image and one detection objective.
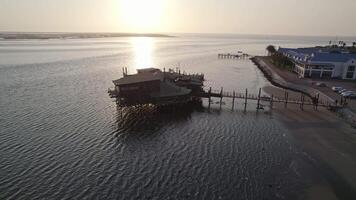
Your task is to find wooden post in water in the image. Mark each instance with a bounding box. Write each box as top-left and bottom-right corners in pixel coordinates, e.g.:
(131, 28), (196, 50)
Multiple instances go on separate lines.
(220, 87), (223, 109)
(301, 93), (305, 110)
(316, 93), (320, 111)
(312, 94), (316, 110)
(299, 93), (302, 110)
(244, 88), (248, 112)
(208, 87), (212, 109)
(257, 88), (261, 111)
(284, 91), (289, 108)
(163, 67), (166, 82)
(232, 91), (236, 111)
(340, 97), (343, 107)
(270, 95), (274, 109)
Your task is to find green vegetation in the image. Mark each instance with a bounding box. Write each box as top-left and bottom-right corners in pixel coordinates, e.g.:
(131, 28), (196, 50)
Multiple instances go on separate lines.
(266, 45), (294, 71)
(348, 43), (356, 53)
(270, 54), (294, 71)
(266, 45), (277, 56)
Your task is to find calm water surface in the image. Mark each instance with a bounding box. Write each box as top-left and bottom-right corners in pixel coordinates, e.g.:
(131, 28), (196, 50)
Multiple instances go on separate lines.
(0, 34), (351, 199)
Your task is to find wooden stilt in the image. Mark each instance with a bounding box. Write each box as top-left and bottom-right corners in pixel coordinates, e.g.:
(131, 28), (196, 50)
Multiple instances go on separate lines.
(299, 93), (303, 110)
(257, 88), (261, 110)
(208, 87), (212, 110)
(270, 95), (274, 109)
(220, 87), (223, 109)
(232, 91), (235, 111)
(244, 88), (248, 112)
(284, 91), (289, 108)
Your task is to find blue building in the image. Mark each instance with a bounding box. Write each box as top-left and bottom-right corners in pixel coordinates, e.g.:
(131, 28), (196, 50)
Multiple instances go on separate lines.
(278, 47), (356, 79)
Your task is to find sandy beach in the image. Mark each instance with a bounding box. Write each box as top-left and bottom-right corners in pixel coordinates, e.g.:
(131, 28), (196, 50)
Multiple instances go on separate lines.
(264, 85), (356, 200)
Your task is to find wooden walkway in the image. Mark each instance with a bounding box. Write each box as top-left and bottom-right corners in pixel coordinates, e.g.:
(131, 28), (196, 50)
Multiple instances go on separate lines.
(218, 53), (250, 59)
(197, 87), (340, 111)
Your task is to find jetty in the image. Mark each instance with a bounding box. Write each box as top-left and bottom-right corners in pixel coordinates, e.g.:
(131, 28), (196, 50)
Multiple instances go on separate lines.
(218, 53), (250, 59)
(109, 67), (340, 111)
(200, 87), (339, 111)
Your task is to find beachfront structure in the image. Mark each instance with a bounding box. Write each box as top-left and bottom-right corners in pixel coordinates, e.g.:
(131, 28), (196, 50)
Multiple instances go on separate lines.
(109, 67), (337, 110)
(109, 68), (204, 106)
(278, 47), (356, 79)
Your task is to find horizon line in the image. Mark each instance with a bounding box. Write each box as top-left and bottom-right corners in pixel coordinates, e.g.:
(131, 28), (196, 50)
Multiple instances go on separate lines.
(0, 30), (355, 39)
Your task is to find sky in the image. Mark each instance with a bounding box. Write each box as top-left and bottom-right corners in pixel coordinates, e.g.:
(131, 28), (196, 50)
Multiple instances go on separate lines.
(1, 0), (356, 36)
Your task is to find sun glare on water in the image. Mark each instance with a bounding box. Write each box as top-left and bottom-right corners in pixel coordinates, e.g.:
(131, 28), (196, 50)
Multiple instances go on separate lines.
(131, 37), (155, 69)
(119, 0), (164, 32)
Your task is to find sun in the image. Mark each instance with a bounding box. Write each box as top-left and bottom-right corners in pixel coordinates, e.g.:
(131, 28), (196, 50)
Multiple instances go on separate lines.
(119, 0), (164, 32)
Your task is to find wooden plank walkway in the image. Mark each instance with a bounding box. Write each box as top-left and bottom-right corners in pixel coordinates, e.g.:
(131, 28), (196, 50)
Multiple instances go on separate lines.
(196, 87), (340, 111)
(218, 53), (250, 59)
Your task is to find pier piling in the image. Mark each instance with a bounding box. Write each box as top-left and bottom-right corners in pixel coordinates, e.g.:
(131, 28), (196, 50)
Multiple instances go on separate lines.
(257, 88), (261, 110)
(220, 87), (223, 109)
(244, 88), (248, 112)
(208, 87), (212, 109)
(232, 91), (235, 111)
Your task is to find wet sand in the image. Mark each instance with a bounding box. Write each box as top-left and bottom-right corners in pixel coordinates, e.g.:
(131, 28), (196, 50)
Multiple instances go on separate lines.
(264, 85), (356, 200)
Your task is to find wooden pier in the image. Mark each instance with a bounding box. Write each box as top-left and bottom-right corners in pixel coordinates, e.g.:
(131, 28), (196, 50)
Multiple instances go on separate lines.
(197, 87), (340, 111)
(218, 53), (250, 59)
(109, 68), (342, 112)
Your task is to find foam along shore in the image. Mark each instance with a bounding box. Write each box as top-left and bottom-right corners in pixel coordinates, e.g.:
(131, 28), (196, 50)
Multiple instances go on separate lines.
(264, 85), (356, 200)
(0, 32), (174, 40)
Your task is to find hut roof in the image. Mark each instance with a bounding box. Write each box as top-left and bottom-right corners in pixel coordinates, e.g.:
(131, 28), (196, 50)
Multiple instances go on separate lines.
(137, 68), (161, 74)
(113, 71), (163, 86)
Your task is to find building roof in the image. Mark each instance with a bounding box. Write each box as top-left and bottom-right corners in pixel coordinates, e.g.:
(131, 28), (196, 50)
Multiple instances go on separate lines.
(278, 47), (356, 64)
(113, 71), (163, 86)
(150, 81), (191, 98)
(310, 53), (356, 63)
(137, 68), (161, 74)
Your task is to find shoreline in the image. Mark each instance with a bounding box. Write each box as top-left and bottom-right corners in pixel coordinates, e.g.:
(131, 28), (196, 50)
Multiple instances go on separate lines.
(252, 56), (356, 127)
(260, 74), (356, 198)
(251, 56), (334, 102)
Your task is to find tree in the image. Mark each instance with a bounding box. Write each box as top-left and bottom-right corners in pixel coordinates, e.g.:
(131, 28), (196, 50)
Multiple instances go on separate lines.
(270, 53), (294, 71)
(353, 42), (356, 48)
(266, 45), (277, 56)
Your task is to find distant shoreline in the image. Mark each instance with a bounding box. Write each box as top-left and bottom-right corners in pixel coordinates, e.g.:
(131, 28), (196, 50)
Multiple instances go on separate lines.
(0, 32), (174, 40)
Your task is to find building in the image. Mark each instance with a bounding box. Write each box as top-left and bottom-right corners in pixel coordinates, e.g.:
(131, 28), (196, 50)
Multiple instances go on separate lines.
(112, 68), (162, 105)
(109, 68), (204, 106)
(278, 47), (356, 79)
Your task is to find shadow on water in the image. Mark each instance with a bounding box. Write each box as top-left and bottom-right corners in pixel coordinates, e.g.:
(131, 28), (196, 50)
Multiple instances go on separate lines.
(113, 101), (205, 138)
(112, 99), (273, 139)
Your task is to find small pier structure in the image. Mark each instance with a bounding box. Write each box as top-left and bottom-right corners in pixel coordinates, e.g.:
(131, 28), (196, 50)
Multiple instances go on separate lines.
(199, 87), (341, 111)
(218, 52), (250, 59)
(109, 68), (340, 111)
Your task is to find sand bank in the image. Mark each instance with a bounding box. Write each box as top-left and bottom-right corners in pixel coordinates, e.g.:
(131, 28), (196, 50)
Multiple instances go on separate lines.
(264, 85), (356, 200)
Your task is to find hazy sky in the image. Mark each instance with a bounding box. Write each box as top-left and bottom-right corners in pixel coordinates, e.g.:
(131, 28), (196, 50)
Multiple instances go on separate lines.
(1, 0), (356, 36)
